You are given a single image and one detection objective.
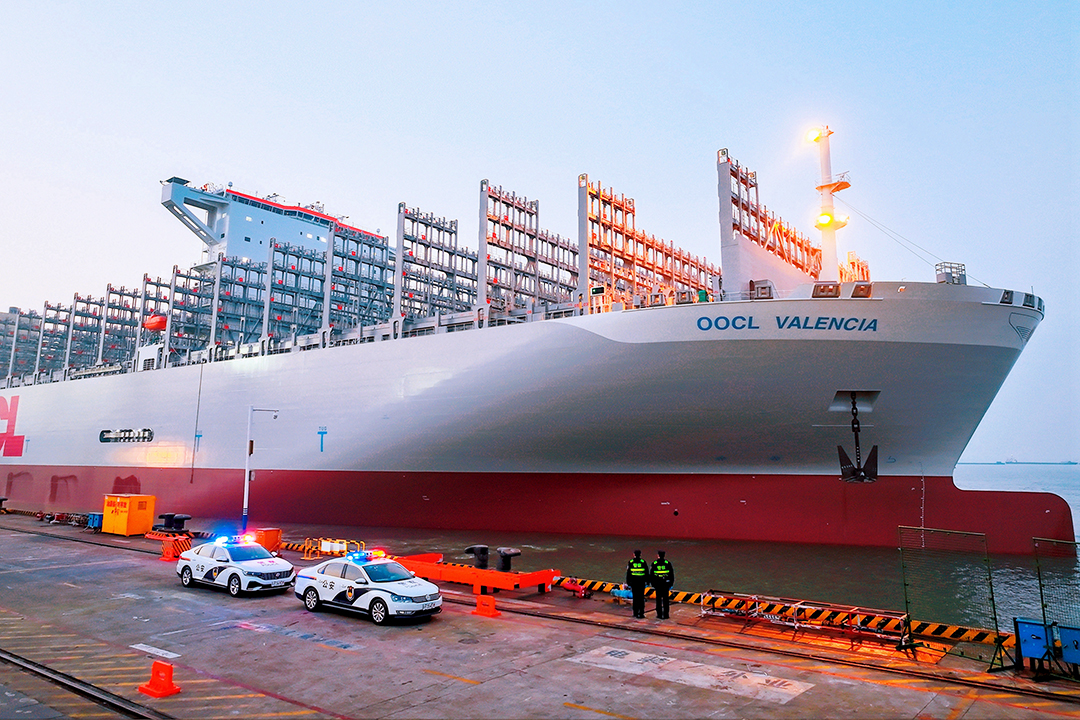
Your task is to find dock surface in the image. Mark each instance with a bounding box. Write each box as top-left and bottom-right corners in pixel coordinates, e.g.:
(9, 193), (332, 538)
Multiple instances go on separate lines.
(0, 514), (1077, 719)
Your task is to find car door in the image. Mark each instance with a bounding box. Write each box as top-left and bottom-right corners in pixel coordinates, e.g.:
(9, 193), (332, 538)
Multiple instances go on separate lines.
(316, 561), (347, 604)
(341, 563), (370, 609)
(210, 546), (232, 586)
(190, 544), (220, 584)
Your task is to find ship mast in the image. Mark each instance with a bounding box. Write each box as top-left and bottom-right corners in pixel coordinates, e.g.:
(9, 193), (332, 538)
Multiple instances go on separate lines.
(807, 126), (850, 282)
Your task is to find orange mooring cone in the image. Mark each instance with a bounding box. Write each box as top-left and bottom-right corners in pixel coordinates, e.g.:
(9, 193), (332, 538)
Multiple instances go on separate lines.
(159, 535), (191, 562)
(159, 537), (180, 562)
(472, 594), (501, 618)
(138, 660), (181, 698)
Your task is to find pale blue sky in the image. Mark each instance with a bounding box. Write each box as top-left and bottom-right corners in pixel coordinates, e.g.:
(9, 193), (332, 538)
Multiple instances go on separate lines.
(0, 1), (1075, 460)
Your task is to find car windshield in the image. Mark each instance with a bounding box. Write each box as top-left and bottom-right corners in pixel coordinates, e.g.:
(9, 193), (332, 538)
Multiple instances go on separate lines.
(363, 561), (413, 583)
(228, 545), (274, 562)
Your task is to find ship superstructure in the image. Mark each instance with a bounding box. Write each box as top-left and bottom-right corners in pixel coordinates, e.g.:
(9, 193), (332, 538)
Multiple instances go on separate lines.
(0, 135), (1070, 552)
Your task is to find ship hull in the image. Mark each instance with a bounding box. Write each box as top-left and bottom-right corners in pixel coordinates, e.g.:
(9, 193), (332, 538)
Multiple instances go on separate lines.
(2, 282), (1071, 552)
(1, 464), (1071, 553)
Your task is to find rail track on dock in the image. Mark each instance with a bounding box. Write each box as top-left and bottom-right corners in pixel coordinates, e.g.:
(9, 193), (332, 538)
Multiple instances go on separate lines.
(0, 646), (172, 719)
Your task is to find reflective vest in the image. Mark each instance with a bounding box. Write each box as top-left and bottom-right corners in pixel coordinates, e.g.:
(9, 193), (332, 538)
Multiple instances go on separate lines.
(628, 558), (648, 578)
(651, 559), (673, 582)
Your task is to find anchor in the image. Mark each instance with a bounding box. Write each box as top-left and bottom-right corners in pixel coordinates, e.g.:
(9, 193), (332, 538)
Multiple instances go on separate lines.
(838, 392), (878, 482)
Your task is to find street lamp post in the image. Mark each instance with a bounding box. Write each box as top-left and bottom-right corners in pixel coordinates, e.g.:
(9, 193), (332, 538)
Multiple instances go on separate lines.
(243, 405), (278, 532)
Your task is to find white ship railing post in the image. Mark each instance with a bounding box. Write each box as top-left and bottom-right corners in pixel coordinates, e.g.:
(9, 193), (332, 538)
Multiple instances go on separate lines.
(242, 405), (278, 533)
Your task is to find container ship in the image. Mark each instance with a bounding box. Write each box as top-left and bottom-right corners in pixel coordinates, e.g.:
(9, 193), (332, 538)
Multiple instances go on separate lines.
(1, 131), (1072, 552)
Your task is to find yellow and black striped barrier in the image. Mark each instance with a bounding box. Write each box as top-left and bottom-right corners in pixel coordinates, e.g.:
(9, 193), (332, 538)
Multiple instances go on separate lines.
(551, 577), (1011, 648)
(280, 540), (308, 553)
(908, 620), (1014, 648)
(269, 545), (1014, 650)
(697, 590), (911, 643)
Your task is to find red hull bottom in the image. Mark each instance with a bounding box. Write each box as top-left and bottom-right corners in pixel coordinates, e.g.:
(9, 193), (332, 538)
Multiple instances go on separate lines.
(3, 464), (1073, 554)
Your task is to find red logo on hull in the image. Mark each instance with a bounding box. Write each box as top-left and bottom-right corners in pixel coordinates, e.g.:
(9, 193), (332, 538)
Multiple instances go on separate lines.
(0, 396), (26, 457)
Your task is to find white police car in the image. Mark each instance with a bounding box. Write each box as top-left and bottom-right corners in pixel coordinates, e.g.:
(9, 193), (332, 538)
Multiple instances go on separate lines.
(176, 535), (295, 597)
(295, 550), (442, 624)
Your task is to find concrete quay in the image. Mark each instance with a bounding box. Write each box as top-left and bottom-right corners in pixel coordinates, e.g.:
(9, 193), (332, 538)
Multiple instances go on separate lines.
(0, 514), (1077, 719)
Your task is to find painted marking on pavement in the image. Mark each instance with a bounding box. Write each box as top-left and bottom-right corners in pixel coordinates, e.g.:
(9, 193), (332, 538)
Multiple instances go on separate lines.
(422, 669), (480, 684)
(129, 643), (181, 659)
(0, 559), (138, 574)
(945, 689), (980, 720)
(566, 646), (813, 705)
(564, 702), (638, 719)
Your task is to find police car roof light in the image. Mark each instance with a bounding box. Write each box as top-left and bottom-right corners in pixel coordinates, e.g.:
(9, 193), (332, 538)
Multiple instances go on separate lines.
(215, 534), (256, 546)
(346, 549), (387, 562)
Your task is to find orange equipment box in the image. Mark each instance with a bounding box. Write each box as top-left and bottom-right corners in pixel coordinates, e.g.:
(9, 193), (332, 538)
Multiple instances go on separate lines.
(254, 527), (282, 553)
(102, 494), (156, 536)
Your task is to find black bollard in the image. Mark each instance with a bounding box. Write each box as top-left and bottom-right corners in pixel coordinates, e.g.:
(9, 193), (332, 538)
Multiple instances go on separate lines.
(464, 545), (489, 569)
(495, 547), (521, 572)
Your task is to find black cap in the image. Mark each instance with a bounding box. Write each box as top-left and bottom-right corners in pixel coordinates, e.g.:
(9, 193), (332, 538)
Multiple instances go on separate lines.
(658, 550), (665, 557)
(633, 549), (641, 556)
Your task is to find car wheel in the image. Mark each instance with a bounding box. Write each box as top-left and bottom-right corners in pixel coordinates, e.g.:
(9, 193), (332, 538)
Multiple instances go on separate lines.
(227, 574), (242, 597)
(303, 587), (321, 612)
(370, 598), (389, 625)
(180, 566), (193, 588)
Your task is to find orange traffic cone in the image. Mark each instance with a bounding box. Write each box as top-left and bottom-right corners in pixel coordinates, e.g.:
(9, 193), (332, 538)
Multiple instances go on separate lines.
(472, 594), (501, 618)
(138, 660), (181, 698)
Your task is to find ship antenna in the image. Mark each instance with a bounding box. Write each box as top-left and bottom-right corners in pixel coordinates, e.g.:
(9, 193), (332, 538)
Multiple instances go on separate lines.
(807, 126), (849, 281)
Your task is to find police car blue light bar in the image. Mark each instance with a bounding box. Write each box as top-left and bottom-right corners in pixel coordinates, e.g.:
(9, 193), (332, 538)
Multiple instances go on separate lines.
(215, 534), (256, 546)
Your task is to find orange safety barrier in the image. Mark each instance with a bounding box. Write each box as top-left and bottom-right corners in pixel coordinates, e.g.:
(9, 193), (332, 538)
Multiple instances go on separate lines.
(395, 554), (558, 595)
(301, 537), (365, 560)
(138, 660), (181, 698)
(163, 536), (192, 561)
(146, 532), (192, 561)
(472, 595), (501, 618)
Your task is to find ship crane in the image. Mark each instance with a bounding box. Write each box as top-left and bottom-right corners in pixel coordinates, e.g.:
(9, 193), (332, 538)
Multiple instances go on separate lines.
(838, 392), (878, 483)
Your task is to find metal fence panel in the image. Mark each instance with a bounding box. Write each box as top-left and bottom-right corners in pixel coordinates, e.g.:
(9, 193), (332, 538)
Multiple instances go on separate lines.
(898, 526), (1000, 631)
(1033, 538), (1080, 629)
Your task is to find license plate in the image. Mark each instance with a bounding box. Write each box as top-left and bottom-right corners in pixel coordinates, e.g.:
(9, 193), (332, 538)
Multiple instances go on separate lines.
(271, 579), (289, 587)
(421, 601), (438, 610)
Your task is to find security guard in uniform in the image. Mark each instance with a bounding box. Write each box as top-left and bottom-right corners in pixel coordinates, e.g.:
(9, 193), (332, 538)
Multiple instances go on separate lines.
(650, 550), (675, 619)
(625, 549), (650, 618)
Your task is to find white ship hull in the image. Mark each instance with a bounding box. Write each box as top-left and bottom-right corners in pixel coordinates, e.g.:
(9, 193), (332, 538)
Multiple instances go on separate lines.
(2, 281), (1072, 552)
